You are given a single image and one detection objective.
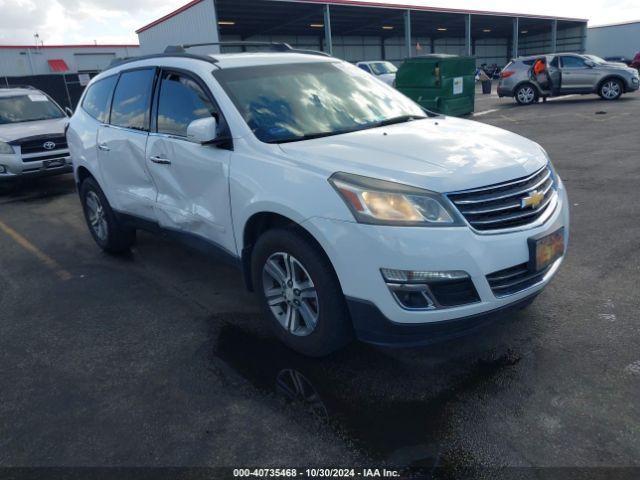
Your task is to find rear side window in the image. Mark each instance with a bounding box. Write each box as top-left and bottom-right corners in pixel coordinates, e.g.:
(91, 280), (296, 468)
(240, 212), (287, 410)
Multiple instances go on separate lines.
(550, 57), (559, 68)
(82, 76), (117, 123)
(110, 69), (156, 131)
(156, 71), (218, 137)
(561, 56), (586, 69)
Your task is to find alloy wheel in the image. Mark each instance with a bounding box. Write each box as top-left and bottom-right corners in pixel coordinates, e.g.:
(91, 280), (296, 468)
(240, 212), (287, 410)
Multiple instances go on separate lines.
(85, 191), (108, 242)
(601, 81), (621, 99)
(517, 86), (535, 104)
(262, 252), (320, 336)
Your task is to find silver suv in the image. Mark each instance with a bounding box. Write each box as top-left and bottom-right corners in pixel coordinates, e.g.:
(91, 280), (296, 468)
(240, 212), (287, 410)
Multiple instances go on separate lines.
(0, 87), (71, 182)
(498, 53), (640, 105)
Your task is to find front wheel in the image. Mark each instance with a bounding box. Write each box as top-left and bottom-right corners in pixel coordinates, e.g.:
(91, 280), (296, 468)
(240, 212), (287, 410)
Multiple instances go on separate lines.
(515, 84), (539, 105)
(252, 228), (353, 357)
(599, 79), (623, 100)
(80, 177), (135, 253)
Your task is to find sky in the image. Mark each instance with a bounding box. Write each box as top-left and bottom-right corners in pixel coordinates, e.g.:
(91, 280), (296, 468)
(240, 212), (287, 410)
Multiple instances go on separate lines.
(0, 0), (638, 46)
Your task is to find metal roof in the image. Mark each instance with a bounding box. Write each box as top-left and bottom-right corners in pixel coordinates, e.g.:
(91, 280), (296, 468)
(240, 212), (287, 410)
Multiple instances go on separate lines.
(136, 0), (587, 34)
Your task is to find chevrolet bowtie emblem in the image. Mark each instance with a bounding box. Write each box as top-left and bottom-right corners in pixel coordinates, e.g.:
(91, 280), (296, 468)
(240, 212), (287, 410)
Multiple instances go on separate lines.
(521, 190), (545, 209)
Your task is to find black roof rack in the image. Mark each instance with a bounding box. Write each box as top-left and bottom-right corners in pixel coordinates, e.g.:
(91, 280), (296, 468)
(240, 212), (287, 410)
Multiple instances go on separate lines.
(164, 41), (330, 57)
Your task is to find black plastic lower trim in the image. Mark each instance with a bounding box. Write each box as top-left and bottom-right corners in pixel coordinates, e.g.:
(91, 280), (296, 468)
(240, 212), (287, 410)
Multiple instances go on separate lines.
(347, 292), (540, 347)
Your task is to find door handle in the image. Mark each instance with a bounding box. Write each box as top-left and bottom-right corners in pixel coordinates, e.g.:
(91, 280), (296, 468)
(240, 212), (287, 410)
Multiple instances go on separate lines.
(149, 155), (171, 165)
(97, 143), (110, 152)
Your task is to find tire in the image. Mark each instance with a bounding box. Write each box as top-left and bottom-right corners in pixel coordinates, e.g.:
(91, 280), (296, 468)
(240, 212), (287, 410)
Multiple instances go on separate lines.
(80, 177), (135, 253)
(599, 79), (623, 100)
(251, 228), (353, 357)
(514, 83), (539, 105)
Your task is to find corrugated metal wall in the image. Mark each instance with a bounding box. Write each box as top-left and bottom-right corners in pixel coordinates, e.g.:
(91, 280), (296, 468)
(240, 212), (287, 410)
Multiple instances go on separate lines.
(0, 46), (139, 77)
(519, 26), (585, 56)
(138, 0), (220, 55)
(586, 22), (640, 58)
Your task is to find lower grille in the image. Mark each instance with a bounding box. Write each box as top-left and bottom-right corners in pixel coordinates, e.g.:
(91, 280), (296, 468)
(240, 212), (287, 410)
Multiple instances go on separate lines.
(447, 166), (557, 232)
(429, 278), (480, 307)
(22, 152), (69, 163)
(15, 136), (68, 155)
(486, 262), (552, 297)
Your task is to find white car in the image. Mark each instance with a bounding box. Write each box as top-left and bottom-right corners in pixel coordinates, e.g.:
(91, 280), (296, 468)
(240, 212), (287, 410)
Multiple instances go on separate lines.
(67, 45), (569, 357)
(356, 61), (398, 86)
(0, 87), (72, 182)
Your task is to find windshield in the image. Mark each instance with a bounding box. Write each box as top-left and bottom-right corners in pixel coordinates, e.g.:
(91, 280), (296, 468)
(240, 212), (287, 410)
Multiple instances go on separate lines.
(369, 62), (398, 75)
(0, 94), (65, 124)
(214, 61), (425, 143)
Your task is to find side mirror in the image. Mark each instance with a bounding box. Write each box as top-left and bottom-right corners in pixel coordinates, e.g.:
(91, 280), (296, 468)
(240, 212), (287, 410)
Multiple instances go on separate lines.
(187, 117), (218, 144)
(585, 60), (596, 68)
(64, 107), (74, 117)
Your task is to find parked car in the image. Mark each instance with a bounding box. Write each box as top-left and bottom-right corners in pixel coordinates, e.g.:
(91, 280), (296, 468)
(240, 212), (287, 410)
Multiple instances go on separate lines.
(631, 51), (640, 71)
(498, 53), (640, 105)
(67, 45), (569, 357)
(0, 86), (71, 182)
(603, 56), (632, 66)
(356, 61), (398, 85)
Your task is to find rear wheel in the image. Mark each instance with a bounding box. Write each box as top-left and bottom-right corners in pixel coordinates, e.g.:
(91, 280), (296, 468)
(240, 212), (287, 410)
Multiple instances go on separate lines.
(515, 84), (539, 105)
(599, 79), (623, 100)
(252, 228), (353, 357)
(80, 177), (135, 253)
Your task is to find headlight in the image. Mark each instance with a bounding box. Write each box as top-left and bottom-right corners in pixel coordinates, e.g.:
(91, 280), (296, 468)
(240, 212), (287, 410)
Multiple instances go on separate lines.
(0, 141), (14, 154)
(329, 172), (463, 226)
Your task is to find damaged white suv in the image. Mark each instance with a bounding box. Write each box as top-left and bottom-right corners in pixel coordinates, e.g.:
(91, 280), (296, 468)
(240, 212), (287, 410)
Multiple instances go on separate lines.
(67, 44), (569, 356)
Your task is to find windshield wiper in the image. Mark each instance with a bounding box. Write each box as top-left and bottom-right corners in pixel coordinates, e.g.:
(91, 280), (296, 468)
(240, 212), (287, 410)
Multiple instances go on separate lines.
(269, 115), (428, 144)
(371, 114), (427, 128)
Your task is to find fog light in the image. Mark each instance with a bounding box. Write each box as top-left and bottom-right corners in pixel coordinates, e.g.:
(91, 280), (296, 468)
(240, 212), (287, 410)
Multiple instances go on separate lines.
(381, 268), (480, 310)
(381, 268), (469, 284)
(0, 165), (6, 174)
(387, 284), (436, 310)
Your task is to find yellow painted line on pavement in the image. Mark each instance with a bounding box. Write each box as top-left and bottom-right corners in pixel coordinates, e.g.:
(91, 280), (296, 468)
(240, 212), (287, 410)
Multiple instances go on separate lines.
(0, 218), (72, 281)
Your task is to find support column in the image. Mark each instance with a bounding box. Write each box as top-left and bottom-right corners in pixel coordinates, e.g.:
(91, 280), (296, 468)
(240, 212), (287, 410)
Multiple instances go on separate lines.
(404, 9), (412, 58)
(579, 22), (587, 53)
(512, 17), (519, 59)
(465, 14), (472, 56)
(324, 4), (333, 56)
(550, 19), (558, 53)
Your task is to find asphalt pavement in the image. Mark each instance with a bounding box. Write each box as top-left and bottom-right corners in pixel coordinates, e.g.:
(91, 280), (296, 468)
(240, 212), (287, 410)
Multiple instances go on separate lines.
(0, 92), (639, 474)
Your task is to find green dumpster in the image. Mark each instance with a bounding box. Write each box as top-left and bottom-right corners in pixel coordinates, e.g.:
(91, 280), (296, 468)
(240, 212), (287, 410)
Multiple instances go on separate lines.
(395, 54), (476, 116)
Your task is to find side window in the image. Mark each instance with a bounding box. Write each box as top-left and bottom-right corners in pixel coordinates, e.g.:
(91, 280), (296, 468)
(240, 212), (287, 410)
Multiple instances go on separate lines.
(561, 56), (586, 69)
(110, 69), (156, 131)
(156, 71), (218, 137)
(550, 57), (559, 68)
(358, 64), (372, 74)
(82, 76), (117, 123)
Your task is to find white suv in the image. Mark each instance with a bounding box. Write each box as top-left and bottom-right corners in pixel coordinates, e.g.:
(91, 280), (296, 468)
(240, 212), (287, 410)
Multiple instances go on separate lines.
(67, 44), (569, 357)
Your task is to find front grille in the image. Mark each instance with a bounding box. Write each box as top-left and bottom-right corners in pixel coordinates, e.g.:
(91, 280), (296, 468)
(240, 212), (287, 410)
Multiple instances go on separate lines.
(21, 153), (69, 163)
(486, 262), (551, 297)
(16, 136), (68, 155)
(447, 166), (556, 232)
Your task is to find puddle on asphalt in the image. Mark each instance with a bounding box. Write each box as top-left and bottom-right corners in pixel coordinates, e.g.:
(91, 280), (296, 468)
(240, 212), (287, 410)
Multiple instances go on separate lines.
(212, 317), (523, 468)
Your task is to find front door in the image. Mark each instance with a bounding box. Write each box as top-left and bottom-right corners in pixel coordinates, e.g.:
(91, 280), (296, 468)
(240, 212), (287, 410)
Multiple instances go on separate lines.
(559, 55), (598, 91)
(145, 69), (235, 255)
(97, 68), (158, 221)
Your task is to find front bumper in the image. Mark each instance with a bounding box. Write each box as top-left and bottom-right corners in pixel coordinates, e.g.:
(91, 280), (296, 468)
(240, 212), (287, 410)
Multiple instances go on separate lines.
(303, 180), (569, 344)
(0, 152), (72, 182)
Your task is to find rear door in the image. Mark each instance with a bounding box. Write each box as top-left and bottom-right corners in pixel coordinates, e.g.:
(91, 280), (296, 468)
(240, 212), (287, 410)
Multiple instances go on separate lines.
(559, 55), (598, 91)
(97, 68), (158, 220)
(145, 69), (235, 254)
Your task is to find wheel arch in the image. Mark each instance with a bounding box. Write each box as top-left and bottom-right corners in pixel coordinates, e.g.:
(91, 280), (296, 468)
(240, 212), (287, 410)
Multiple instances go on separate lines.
(596, 75), (627, 93)
(514, 80), (543, 95)
(241, 211), (339, 294)
(76, 165), (97, 190)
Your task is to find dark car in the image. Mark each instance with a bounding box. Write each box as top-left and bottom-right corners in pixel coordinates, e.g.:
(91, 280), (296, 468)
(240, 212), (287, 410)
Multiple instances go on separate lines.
(604, 56), (632, 66)
(631, 52), (640, 71)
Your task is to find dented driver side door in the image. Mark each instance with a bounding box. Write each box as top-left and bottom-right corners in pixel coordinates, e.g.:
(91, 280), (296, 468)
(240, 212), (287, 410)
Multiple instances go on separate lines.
(145, 68), (235, 255)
